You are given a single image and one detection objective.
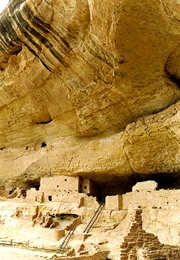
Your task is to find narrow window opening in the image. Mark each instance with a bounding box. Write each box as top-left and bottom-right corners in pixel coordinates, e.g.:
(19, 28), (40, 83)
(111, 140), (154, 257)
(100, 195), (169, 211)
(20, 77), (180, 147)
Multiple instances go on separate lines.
(41, 142), (47, 147)
(84, 186), (87, 190)
(9, 188), (16, 195)
(64, 179), (67, 181)
(35, 185), (40, 191)
(48, 195), (52, 201)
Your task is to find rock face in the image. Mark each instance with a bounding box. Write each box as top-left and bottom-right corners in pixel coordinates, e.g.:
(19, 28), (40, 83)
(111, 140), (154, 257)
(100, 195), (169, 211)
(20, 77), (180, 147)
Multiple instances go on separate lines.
(0, 0), (179, 187)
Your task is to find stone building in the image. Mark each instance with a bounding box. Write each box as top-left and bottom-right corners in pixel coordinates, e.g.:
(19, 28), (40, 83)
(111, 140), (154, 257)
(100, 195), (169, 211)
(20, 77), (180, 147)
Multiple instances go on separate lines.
(26, 176), (99, 203)
(40, 176), (81, 194)
(104, 181), (180, 211)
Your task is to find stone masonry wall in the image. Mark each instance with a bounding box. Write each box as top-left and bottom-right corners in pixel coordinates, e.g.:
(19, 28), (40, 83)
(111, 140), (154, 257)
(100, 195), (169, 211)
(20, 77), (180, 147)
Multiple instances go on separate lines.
(104, 188), (180, 211)
(122, 189), (180, 210)
(40, 176), (81, 193)
(120, 208), (180, 260)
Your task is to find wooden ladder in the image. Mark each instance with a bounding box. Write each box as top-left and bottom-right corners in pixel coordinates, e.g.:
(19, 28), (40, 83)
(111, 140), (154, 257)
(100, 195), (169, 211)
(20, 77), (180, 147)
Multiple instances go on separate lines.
(83, 203), (104, 234)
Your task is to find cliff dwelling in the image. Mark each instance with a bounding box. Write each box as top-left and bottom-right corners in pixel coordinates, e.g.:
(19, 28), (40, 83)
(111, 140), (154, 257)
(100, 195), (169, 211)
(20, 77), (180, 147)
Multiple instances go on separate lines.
(0, 177), (179, 259)
(25, 176), (99, 203)
(0, 0), (180, 259)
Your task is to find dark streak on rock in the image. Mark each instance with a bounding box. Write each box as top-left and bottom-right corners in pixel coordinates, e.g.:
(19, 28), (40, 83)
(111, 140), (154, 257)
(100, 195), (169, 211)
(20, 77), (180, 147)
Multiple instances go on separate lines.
(0, 0), (70, 71)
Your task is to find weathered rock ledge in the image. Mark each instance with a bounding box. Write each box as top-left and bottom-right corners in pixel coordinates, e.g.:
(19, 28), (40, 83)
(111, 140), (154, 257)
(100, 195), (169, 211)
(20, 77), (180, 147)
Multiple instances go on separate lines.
(0, 0), (179, 187)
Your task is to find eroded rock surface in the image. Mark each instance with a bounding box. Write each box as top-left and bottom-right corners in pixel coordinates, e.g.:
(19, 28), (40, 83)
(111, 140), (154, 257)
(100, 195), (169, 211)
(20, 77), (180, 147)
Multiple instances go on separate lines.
(0, 0), (179, 187)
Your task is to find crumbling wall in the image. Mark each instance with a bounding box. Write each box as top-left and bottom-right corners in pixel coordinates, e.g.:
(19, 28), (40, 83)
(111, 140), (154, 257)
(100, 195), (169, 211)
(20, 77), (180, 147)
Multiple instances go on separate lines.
(122, 189), (180, 210)
(120, 208), (180, 260)
(105, 195), (122, 210)
(0, 185), (9, 198)
(26, 188), (43, 202)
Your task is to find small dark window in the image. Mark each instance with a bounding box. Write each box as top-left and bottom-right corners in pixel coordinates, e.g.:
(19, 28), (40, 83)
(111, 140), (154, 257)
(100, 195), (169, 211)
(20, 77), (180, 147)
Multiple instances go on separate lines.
(57, 185), (59, 187)
(48, 195), (52, 201)
(26, 146), (28, 150)
(41, 142), (47, 147)
(35, 185), (40, 191)
(65, 179), (67, 181)
(9, 188), (16, 195)
(84, 186), (87, 190)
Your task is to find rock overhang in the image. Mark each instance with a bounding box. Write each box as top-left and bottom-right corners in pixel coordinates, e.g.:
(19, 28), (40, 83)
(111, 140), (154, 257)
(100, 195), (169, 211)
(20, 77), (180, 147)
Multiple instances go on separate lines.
(0, 0), (179, 187)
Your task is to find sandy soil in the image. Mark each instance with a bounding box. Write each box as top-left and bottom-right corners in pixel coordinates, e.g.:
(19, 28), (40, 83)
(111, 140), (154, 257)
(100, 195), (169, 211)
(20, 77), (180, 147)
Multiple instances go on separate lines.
(0, 246), (54, 260)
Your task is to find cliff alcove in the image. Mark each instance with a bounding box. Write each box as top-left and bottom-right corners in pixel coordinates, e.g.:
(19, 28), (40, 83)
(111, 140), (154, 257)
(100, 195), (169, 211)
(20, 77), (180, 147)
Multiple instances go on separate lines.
(0, 0), (179, 189)
(0, 2), (180, 258)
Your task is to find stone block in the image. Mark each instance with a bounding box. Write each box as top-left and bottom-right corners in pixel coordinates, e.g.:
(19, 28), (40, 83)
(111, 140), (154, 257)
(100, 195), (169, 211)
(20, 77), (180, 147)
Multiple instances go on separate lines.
(132, 181), (158, 192)
(105, 195), (122, 210)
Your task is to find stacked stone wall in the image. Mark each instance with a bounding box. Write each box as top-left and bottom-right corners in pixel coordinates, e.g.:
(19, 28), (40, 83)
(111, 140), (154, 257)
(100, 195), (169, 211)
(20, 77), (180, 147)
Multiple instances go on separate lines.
(120, 208), (180, 260)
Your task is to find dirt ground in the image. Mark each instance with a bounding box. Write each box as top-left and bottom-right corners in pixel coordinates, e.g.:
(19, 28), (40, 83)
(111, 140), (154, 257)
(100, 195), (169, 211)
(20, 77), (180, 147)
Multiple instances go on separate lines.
(0, 246), (54, 260)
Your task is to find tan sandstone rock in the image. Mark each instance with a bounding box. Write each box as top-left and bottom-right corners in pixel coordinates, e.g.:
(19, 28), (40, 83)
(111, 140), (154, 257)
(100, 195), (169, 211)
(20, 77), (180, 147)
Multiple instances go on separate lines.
(0, 0), (179, 187)
(132, 181), (158, 192)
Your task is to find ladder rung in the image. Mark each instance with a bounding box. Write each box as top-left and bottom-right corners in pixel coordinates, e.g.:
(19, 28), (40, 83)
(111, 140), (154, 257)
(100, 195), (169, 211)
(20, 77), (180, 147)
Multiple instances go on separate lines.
(57, 220), (78, 254)
(83, 203), (104, 234)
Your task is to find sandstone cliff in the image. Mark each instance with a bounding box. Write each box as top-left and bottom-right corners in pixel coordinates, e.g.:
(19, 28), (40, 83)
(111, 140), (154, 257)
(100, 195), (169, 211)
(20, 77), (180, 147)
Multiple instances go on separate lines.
(0, 0), (179, 188)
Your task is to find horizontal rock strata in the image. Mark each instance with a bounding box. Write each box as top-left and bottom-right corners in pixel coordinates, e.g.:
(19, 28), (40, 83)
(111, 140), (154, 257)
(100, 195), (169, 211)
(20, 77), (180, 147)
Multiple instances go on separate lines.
(0, 0), (179, 187)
